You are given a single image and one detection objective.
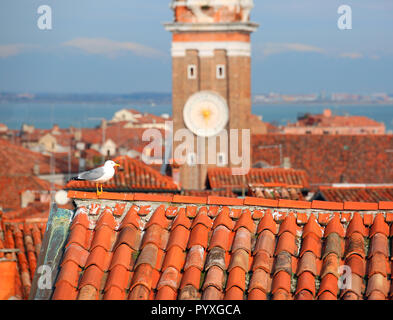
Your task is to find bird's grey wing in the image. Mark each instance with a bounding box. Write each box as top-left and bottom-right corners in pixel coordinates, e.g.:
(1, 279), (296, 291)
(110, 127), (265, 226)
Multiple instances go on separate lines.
(78, 167), (105, 181)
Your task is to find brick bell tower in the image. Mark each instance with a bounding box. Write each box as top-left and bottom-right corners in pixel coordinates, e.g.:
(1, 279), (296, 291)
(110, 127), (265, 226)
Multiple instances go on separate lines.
(165, 0), (258, 190)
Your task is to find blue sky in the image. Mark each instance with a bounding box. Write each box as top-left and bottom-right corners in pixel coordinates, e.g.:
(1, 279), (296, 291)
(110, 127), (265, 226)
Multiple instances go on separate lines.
(0, 0), (392, 94)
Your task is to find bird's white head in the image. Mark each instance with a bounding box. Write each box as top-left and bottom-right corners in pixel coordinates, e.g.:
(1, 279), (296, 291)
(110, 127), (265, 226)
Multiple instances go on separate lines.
(104, 160), (120, 168)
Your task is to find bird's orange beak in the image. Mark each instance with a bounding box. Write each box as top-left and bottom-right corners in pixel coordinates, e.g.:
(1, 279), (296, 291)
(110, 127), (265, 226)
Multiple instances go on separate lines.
(114, 163), (120, 167)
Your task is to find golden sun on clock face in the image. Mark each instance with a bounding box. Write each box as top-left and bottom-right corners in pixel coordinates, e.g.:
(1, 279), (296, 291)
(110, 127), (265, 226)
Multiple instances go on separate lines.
(183, 91), (229, 137)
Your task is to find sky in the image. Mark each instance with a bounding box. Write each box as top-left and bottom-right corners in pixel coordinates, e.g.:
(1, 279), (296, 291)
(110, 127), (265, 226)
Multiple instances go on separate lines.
(0, 0), (392, 95)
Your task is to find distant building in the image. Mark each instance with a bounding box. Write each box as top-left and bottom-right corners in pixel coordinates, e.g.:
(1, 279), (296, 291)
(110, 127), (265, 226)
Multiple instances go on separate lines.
(283, 109), (385, 135)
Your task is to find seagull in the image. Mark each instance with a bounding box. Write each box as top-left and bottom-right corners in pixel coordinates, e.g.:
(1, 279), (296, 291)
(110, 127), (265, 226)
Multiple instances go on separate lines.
(72, 160), (120, 195)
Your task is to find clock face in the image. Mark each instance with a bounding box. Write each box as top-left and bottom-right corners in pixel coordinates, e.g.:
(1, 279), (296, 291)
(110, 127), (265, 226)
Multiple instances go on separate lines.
(183, 91), (229, 137)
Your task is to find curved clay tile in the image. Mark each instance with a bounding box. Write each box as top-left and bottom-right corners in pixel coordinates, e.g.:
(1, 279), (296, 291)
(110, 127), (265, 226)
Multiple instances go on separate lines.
(165, 225), (190, 251)
(79, 265), (104, 291)
(256, 210), (277, 235)
(367, 290), (386, 300)
(295, 290), (314, 300)
(202, 286), (223, 300)
(84, 246), (111, 272)
(278, 212), (298, 237)
(180, 266), (201, 290)
(90, 225), (116, 252)
(141, 224), (169, 251)
(273, 251), (292, 276)
(95, 208), (117, 230)
(184, 245), (205, 271)
(322, 233), (343, 259)
(118, 205), (141, 231)
(340, 273), (364, 299)
(320, 253), (340, 279)
(247, 288), (267, 300)
(252, 250), (273, 273)
(52, 281), (78, 300)
(202, 266), (225, 291)
(253, 229), (276, 257)
(367, 253), (388, 277)
(318, 273), (338, 298)
(231, 227), (251, 253)
(144, 205), (170, 230)
(225, 266), (246, 291)
(295, 271), (315, 297)
(318, 290), (337, 300)
(109, 243), (133, 271)
(128, 284), (150, 300)
(368, 233), (389, 258)
(345, 232), (366, 259)
(186, 206), (197, 218)
(114, 225), (142, 252)
(187, 224), (209, 249)
(104, 265), (130, 293)
(179, 285), (200, 300)
(228, 249), (250, 273)
(271, 270), (291, 295)
(61, 243), (89, 268)
(162, 246), (186, 272)
(302, 214), (323, 239)
(55, 260), (81, 288)
(157, 267), (180, 291)
(171, 208), (192, 230)
(77, 284), (98, 300)
(248, 268), (271, 293)
(346, 212), (368, 238)
(134, 244), (159, 270)
(369, 213), (389, 238)
(103, 286), (126, 300)
(130, 264), (153, 292)
(300, 234), (322, 258)
(208, 225), (231, 251)
(191, 209), (213, 230)
(275, 232), (297, 256)
(344, 254), (365, 278)
(366, 273), (389, 297)
(155, 286), (177, 300)
(234, 209), (254, 233)
(323, 213), (345, 238)
(66, 224), (93, 250)
(224, 286), (244, 300)
(296, 251), (317, 277)
(212, 207), (234, 231)
(272, 288), (290, 300)
(70, 210), (90, 230)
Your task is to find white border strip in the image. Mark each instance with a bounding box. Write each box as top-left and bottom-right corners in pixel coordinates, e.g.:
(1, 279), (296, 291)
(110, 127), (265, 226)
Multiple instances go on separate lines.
(172, 41), (251, 57)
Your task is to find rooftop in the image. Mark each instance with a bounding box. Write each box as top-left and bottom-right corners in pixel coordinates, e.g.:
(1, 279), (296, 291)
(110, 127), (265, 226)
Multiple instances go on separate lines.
(252, 134), (393, 185)
(0, 215), (47, 300)
(65, 156), (179, 193)
(32, 190), (393, 300)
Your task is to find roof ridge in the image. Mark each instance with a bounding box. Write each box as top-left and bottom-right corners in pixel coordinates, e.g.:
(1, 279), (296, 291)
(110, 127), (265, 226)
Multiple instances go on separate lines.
(66, 190), (393, 211)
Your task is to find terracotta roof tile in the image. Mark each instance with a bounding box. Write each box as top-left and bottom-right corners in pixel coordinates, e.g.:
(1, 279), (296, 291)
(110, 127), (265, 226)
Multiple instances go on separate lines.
(43, 193), (393, 300)
(65, 156), (179, 192)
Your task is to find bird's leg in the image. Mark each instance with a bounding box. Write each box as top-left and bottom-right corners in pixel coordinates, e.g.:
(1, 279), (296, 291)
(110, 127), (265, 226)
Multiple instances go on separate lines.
(96, 182), (100, 196)
(100, 184), (103, 194)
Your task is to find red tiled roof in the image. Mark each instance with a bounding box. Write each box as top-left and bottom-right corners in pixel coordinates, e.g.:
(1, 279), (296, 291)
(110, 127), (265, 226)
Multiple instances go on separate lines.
(290, 113), (384, 128)
(45, 191), (393, 300)
(0, 176), (53, 211)
(252, 134), (393, 185)
(0, 217), (47, 300)
(319, 186), (393, 203)
(183, 189), (236, 198)
(248, 183), (306, 200)
(65, 156), (179, 192)
(208, 167), (310, 189)
(0, 138), (78, 175)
